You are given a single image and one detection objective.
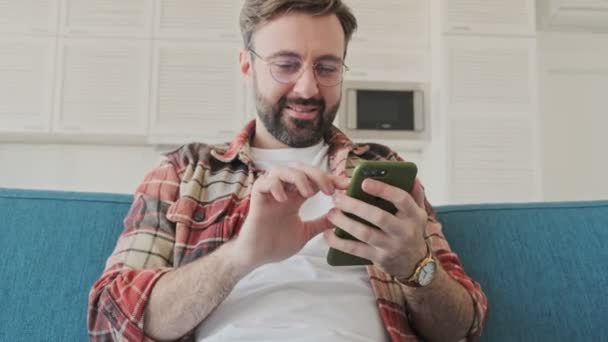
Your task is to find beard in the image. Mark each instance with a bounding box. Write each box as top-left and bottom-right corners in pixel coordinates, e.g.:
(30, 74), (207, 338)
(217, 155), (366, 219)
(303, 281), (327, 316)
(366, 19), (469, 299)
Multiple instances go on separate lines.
(252, 73), (340, 148)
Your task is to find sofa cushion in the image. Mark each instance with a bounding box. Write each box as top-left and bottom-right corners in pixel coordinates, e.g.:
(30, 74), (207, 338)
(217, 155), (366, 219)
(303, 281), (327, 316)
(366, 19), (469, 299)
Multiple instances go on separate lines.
(437, 201), (608, 341)
(0, 188), (132, 341)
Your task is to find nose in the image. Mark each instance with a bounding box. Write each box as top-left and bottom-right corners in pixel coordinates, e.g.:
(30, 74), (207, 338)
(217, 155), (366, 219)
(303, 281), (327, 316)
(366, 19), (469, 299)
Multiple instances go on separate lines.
(291, 65), (320, 99)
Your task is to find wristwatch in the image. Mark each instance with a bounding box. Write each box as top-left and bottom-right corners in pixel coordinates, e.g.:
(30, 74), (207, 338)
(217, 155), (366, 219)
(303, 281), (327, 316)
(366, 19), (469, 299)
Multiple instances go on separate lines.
(396, 240), (437, 288)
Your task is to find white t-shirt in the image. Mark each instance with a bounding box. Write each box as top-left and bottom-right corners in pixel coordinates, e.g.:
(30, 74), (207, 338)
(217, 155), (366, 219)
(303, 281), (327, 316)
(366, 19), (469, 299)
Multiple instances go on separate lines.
(195, 140), (388, 342)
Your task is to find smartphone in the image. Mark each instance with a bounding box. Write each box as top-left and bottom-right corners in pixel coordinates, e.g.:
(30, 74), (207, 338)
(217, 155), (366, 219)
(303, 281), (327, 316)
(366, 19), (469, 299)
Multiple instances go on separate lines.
(326, 160), (418, 266)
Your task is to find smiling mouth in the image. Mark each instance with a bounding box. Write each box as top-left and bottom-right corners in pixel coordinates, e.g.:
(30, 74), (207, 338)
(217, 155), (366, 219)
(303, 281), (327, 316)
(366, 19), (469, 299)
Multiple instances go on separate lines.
(285, 105), (319, 120)
(286, 104), (318, 112)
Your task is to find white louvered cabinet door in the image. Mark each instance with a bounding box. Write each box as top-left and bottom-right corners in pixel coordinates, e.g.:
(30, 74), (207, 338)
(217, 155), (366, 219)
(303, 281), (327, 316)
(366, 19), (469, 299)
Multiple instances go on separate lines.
(0, 0), (59, 35)
(344, 0), (430, 82)
(59, 0), (154, 38)
(52, 37), (150, 136)
(153, 0), (243, 41)
(442, 0), (536, 35)
(0, 35), (56, 133)
(443, 36), (541, 204)
(148, 40), (246, 145)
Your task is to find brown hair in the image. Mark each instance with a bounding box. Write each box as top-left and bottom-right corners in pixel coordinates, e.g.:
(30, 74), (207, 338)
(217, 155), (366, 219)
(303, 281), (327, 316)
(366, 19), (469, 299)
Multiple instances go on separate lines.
(239, 0), (357, 50)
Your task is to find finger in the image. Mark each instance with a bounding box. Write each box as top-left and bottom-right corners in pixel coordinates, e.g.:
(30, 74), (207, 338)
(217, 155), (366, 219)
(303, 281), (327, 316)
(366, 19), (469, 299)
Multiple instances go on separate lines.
(323, 229), (376, 261)
(276, 167), (315, 198)
(410, 180), (425, 208)
(361, 178), (418, 214)
(269, 176), (288, 202)
(333, 192), (402, 235)
(253, 173), (273, 194)
(330, 175), (350, 191)
(327, 208), (389, 248)
(291, 163), (335, 195)
(254, 172), (290, 201)
(302, 214), (333, 240)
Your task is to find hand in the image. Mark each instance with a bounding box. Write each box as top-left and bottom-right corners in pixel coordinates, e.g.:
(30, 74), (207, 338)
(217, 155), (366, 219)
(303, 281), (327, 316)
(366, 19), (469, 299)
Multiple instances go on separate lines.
(233, 163), (349, 270)
(324, 178), (428, 278)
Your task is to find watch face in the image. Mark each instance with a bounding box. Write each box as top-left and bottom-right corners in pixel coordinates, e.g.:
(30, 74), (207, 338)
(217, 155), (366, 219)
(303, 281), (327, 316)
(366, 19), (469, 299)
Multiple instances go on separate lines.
(418, 261), (436, 287)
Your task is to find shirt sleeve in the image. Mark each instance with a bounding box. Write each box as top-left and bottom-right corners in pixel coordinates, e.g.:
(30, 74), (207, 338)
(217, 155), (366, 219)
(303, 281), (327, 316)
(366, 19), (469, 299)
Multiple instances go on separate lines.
(390, 150), (488, 340)
(421, 190), (489, 341)
(87, 159), (182, 341)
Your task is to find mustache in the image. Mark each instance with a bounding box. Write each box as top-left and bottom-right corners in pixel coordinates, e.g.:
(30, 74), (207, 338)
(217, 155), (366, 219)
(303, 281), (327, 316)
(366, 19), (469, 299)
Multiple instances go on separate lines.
(280, 96), (325, 108)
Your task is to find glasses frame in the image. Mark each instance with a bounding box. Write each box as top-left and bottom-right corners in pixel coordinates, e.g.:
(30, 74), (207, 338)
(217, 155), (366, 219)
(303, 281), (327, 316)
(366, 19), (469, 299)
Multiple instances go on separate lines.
(248, 49), (349, 87)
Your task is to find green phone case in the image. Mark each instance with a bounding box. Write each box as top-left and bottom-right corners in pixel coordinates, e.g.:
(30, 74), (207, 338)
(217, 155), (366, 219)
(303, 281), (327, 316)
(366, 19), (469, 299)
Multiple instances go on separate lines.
(326, 160), (418, 266)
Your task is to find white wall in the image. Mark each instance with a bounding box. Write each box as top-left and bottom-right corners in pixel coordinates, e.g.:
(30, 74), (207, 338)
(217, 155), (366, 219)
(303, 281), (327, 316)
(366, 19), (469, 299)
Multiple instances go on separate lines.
(0, 143), (161, 194)
(538, 32), (608, 201)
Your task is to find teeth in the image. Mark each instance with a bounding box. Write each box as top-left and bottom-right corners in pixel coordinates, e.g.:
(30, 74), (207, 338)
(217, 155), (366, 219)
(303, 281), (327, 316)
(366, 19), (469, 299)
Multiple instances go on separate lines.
(292, 106), (316, 112)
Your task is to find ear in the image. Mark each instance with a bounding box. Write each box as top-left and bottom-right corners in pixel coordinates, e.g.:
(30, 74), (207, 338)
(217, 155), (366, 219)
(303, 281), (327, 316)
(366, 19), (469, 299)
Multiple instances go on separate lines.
(239, 49), (252, 79)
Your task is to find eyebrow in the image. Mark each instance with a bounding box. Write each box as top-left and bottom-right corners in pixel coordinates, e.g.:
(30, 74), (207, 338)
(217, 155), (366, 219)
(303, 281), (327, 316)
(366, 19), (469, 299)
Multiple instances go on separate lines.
(316, 54), (344, 64)
(266, 50), (344, 64)
(265, 50), (301, 60)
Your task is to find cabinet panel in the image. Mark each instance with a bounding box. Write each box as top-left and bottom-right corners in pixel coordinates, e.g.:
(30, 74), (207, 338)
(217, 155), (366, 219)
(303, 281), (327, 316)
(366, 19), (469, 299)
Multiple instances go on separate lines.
(443, 0), (535, 35)
(0, 35), (55, 133)
(346, 0), (429, 48)
(59, 0), (153, 38)
(148, 40), (245, 144)
(345, 45), (429, 82)
(448, 115), (540, 203)
(154, 0), (242, 41)
(344, 0), (430, 82)
(444, 36), (537, 117)
(0, 0), (59, 34)
(443, 36), (541, 203)
(53, 38), (150, 135)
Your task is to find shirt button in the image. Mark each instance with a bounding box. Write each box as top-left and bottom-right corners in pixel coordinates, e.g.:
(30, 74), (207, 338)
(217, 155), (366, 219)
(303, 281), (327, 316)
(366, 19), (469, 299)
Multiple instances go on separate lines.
(193, 211), (205, 222)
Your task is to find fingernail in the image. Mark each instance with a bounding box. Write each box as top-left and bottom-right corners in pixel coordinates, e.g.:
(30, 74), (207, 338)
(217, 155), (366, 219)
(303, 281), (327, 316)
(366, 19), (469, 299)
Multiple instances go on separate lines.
(361, 178), (371, 190)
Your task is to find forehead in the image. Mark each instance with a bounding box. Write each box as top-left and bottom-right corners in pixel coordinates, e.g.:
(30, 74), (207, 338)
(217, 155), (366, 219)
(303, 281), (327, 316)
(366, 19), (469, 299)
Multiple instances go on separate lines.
(252, 12), (346, 59)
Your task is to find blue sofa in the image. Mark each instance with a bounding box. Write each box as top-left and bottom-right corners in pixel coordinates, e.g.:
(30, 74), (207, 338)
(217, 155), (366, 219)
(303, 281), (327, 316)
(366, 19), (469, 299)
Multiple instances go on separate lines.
(1, 187), (607, 341)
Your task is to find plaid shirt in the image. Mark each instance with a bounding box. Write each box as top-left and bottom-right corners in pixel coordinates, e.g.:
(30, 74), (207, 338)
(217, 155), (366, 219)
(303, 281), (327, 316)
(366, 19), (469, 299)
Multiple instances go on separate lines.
(88, 120), (488, 341)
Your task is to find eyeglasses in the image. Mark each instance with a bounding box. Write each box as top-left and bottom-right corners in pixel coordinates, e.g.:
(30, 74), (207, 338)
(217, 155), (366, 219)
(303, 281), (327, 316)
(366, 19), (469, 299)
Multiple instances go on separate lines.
(248, 49), (348, 87)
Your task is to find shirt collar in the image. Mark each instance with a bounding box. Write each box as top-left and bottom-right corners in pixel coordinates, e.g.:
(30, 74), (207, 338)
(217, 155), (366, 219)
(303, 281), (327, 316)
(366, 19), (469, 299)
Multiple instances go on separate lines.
(210, 119), (367, 167)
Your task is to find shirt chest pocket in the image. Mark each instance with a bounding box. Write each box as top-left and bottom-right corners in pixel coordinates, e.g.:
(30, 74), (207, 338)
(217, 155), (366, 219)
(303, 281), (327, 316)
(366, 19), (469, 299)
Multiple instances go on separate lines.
(166, 197), (232, 230)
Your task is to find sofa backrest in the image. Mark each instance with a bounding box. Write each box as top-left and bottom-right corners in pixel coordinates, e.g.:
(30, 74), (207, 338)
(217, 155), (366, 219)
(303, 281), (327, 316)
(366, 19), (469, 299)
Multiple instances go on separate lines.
(0, 188), (132, 341)
(1, 188), (607, 341)
(436, 201), (608, 341)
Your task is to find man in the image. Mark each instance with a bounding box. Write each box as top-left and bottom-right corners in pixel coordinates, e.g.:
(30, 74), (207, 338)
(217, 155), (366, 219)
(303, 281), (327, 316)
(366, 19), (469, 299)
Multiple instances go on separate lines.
(88, 1), (487, 341)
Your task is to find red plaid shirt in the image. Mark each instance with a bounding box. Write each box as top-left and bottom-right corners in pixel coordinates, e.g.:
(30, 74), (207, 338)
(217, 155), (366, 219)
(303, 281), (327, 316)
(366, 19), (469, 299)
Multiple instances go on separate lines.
(88, 120), (488, 341)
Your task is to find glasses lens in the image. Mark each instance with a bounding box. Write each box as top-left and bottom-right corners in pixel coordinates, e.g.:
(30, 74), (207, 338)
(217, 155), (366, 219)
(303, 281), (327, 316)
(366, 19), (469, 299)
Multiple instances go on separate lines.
(268, 59), (346, 86)
(269, 59), (302, 84)
(314, 63), (344, 86)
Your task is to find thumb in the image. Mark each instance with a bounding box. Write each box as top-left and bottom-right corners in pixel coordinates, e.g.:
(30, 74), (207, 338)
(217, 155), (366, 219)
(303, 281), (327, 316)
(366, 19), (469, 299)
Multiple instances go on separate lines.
(302, 214), (334, 240)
